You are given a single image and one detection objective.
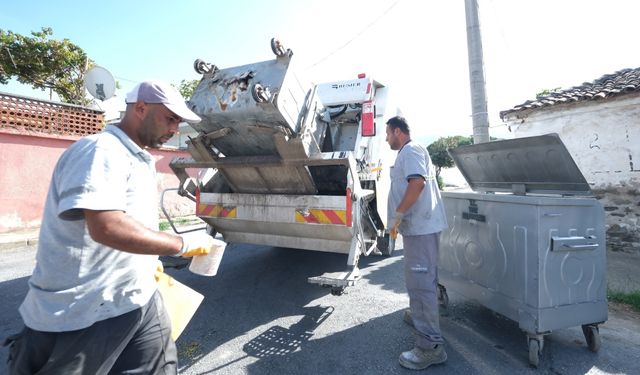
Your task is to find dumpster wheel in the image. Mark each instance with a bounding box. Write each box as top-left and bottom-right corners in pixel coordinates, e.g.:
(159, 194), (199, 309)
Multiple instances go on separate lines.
(437, 284), (449, 309)
(581, 324), (601, 352)
(528, 339), (541, 368)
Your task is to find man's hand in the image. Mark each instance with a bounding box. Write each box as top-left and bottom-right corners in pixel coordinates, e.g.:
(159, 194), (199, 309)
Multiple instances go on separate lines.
(178, 232), (214, 257)
(390, 211), (404, 239)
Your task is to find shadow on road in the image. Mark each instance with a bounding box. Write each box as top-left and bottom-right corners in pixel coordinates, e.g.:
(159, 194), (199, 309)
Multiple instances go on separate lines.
(1, 242), (633, 375)
(169, 241), (619, 374)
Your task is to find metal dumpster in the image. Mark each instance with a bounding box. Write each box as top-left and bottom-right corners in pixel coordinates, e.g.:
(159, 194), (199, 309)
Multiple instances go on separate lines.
(439, 133), (607, 367)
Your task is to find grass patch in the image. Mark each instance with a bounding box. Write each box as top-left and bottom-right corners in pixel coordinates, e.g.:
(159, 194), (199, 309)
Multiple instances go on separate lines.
(159, 216), (202, 231)
(608, 290), (640, 312)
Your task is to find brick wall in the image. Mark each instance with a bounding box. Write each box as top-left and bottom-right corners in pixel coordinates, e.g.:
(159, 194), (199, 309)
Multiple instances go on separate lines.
(0, 93), (195, 233)
(1, 92), (104, 136)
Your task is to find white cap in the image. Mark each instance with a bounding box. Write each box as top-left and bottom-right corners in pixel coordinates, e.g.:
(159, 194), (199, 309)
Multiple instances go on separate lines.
(126, 80), (201, 123)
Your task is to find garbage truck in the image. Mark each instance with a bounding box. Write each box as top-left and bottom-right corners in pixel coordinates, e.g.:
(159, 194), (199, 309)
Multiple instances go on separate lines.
(166, 38), (396, 294)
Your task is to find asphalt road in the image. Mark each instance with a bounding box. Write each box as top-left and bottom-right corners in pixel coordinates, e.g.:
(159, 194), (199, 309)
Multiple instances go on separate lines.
(1, 241), (639, 374)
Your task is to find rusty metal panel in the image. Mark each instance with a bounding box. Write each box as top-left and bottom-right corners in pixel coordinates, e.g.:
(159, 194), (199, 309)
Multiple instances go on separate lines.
(187, 56), (306, 157)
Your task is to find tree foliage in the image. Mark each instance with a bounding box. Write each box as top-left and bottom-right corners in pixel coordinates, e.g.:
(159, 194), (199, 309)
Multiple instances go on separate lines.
(427, 135), (473, 181)
(0, 27), (93, 105)
(174, 79), (200, 100)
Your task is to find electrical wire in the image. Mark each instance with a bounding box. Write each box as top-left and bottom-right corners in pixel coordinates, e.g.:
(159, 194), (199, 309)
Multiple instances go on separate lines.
(305, 0), (402, 70)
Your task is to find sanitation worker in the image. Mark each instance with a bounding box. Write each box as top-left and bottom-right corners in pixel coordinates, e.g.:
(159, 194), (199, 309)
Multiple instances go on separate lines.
(385, 115), (449, 370)
(5, 81), (213, 374)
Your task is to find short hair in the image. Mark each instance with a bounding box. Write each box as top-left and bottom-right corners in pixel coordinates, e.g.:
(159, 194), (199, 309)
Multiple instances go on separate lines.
(386, 116), (410, 135)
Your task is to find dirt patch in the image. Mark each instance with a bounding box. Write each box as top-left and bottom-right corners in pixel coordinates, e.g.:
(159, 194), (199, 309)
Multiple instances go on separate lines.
(609, 301), (640, 321)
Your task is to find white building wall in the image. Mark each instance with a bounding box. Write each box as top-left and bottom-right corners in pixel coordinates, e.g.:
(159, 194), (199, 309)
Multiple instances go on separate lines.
(503, 95), (640, 250)
(506, 95), (640, 189)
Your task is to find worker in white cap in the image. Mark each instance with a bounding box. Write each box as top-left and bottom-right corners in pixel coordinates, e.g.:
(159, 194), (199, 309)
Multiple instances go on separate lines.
(7, 81), (211, 374)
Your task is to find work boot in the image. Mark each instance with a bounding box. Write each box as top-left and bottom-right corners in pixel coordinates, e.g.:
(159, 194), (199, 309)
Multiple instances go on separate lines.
(399, 345), (447, 370)
(403, 309), (414, 327)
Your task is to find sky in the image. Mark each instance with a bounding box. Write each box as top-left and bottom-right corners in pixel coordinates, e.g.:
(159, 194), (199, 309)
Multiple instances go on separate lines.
(2, 0), (640, 145)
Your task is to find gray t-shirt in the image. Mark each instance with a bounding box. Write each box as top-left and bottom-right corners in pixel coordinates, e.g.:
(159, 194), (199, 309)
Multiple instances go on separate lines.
(19, 125), (159, 332)
(387, 141), (448, 236)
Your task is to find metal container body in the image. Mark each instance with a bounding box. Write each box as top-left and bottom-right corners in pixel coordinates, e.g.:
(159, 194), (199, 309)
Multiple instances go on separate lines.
(440, 191), (607, 333)
(188, 57), (307, 157)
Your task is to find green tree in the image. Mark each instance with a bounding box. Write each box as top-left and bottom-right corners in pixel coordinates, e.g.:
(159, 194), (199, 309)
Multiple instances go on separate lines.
(427, 135), (473, 188)
(174, 79), (200, 100)
(0, 27), (93, 105)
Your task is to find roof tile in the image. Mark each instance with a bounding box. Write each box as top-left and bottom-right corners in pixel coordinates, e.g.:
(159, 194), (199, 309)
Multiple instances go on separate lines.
(500, 67), (640, 119)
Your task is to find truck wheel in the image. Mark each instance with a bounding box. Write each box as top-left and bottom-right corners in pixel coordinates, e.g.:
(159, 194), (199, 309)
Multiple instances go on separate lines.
(376, 234), (392, 256)
(160, 255), (191, 270)
(331, 287), (345, 296)
(206, 224), (217, 238)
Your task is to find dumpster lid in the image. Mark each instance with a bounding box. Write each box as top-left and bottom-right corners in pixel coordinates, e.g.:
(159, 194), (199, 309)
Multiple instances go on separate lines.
(448, 133), (592, 195)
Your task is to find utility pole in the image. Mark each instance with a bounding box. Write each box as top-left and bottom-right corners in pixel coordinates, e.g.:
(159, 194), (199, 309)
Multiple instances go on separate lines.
(465, 0), (490, 144)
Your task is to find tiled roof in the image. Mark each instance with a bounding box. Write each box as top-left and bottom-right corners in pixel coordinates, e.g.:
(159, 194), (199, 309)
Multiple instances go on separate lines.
(500, 67), (640, 119)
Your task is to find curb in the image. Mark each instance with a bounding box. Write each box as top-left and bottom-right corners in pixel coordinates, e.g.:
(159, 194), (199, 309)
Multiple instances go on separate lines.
(0, 237), (39, 251)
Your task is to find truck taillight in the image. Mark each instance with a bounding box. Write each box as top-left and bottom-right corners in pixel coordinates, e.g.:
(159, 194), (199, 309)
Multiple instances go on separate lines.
(361, 101), (375, 137)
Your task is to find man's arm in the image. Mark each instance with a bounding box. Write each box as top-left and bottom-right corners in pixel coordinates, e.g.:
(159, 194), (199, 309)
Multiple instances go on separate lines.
(396, 177), (425, 213)
(84, 209), (182, 256)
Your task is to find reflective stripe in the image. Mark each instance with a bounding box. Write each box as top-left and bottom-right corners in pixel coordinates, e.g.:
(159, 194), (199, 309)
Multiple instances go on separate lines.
(197, 203), (237, 218)
(295, 209), (347, 225)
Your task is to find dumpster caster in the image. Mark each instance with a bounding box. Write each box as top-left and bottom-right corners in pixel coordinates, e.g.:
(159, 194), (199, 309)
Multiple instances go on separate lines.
(528, 338), (542, 368)
(331, 287), (346, 296)
(437, 284), (449, 309)
(270, 38), (292, 57)
(582, 324), (601, 352)
(375, 234), (392, 257)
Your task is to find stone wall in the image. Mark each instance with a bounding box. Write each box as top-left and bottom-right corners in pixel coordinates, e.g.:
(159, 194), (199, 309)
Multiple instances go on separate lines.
(594, 187), (640, 252)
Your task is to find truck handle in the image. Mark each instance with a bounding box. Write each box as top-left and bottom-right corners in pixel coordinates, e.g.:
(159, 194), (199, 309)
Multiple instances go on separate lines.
(160, 188), (206, 234)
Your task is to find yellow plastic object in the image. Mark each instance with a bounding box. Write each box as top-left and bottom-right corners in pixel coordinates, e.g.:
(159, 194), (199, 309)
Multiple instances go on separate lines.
(156, 272), (204, 341)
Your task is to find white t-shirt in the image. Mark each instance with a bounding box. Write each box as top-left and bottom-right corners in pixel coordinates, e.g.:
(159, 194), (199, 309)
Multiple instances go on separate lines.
(387, 141), (448, 236)
(19, 125), (159, 332)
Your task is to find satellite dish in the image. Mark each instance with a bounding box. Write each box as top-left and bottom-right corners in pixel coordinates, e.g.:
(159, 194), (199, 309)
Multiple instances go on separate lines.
(84, 66), (116, 101)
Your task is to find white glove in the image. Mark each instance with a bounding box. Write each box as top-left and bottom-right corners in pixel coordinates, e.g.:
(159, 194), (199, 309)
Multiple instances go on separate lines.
(178, 232), (214, 257)
(390, 211), (404, 239)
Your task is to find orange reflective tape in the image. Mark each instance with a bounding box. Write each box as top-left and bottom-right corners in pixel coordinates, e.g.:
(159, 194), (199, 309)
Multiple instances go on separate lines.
(321, 209), (345, 225)
(197, 204), (236, 218)
(295, 209), (346, 225)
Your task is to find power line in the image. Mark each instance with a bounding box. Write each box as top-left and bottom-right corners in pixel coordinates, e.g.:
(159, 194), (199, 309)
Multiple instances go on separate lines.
(305, 0), (402, 70)
(114, 75), (138, 84)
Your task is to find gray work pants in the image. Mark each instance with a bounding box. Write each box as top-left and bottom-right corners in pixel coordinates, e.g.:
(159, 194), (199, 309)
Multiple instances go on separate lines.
(403, 233), (444, 349)
(5, 290), (177, 375)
